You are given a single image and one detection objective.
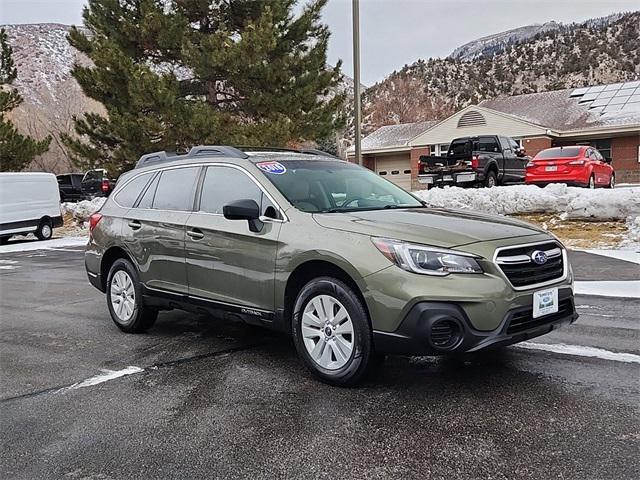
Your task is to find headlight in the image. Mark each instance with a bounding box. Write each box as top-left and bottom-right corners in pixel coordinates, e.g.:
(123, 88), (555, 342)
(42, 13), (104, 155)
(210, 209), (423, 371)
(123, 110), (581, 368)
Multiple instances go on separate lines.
(371, 238), (483, 276)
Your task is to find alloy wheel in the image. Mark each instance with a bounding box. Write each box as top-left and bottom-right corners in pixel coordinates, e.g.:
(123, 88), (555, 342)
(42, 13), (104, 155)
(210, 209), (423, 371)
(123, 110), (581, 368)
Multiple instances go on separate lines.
(301, 294), (354, 370)
(110, 270), (136, 322)
(41, 224), (52, 239)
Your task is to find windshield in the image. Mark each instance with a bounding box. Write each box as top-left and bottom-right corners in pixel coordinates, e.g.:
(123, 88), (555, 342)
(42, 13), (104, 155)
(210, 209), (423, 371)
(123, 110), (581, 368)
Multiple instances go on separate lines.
(255, 159), (423, 213)
(535, 147), (582, 159)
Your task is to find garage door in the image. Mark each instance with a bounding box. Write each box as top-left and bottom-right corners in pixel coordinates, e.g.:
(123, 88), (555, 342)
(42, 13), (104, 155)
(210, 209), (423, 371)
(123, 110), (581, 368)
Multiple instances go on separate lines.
(375, 155), (412, 190)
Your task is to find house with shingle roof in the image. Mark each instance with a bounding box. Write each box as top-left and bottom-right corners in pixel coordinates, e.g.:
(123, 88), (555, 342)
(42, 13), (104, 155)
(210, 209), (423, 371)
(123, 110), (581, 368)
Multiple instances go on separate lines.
(348, 81), (640, 189)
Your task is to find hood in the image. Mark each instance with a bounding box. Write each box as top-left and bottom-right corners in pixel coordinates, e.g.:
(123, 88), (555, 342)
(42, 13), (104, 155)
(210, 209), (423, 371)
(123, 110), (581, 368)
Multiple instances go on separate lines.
(312, 207), (546, 248)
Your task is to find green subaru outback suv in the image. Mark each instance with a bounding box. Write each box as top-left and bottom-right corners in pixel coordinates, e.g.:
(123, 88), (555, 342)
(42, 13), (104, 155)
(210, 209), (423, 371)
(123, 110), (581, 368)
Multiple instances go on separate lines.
(85, 146), (577, 385)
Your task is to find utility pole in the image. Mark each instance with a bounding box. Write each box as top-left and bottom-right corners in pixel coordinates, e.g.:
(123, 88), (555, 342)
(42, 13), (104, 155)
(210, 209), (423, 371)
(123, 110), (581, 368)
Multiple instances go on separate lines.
(352, 0), (362, 166)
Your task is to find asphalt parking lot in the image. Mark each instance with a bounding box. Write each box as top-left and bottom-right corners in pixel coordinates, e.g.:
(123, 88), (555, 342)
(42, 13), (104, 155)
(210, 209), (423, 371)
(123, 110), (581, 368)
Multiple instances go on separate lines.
(1, 243), (638, 479)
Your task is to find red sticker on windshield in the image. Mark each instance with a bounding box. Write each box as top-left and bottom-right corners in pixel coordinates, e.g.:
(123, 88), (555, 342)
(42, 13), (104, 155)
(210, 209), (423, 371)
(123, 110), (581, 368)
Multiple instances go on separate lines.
(256, 161), (287, 175)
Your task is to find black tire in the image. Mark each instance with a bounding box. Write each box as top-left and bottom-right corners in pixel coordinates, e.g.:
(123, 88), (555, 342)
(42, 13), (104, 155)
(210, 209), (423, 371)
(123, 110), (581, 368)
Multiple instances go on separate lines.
(291, 277), (374, 387)
(484, 171), (497, 188)
(607, 174), (615, 189)
(588, 174), (596, 189)
(35, 218), (53, 241)
(106, 258), (157, 333)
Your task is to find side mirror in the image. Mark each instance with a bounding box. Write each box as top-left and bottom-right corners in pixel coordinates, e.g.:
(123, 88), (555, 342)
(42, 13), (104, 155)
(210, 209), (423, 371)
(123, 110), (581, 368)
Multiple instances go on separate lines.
(223, 199), (262, 232)
(516, 147), (527, 157)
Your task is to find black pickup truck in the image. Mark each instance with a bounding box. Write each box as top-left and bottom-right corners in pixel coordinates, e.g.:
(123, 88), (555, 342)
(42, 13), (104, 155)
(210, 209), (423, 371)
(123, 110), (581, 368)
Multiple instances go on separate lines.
(418, 135), (529, 188)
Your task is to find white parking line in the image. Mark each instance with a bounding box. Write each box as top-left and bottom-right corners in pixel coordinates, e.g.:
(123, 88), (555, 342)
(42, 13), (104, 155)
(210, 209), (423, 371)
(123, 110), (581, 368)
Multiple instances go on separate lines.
(574, 281), (640, 298)
(59, 366), (144, 392)
(517, 342), (640, 364)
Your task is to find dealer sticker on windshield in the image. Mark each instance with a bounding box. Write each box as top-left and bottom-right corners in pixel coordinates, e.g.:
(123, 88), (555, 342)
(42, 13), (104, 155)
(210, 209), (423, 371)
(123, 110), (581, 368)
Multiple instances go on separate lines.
(256, 161), (287, 175)
(532, 287), (558, 319)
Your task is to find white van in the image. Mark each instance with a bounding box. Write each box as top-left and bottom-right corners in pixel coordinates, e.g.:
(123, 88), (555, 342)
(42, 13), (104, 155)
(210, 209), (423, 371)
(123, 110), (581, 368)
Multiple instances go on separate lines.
(0, 173), (63, 244)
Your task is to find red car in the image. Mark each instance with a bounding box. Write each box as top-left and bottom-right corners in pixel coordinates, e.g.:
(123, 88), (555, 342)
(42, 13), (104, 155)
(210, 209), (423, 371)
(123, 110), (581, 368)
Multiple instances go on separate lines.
(525, 146), (615, 188)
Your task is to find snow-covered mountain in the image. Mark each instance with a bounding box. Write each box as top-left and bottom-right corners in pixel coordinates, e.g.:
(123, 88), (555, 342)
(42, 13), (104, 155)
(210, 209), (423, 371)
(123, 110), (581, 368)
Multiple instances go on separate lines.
(450, 13), (623, 61)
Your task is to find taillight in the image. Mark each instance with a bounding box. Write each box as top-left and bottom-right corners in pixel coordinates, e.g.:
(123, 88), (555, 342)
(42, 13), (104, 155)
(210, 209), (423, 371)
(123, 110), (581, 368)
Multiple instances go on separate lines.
(89, 213), (103, 233)
(101, 179), (110, 192)
(471, 155), (479, 169)
(526, 162), (535, 168)
(569, 160), (586, 165)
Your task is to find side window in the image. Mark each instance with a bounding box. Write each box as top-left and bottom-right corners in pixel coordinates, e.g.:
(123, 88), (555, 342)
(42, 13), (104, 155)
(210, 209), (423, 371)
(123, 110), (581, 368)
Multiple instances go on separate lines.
(152, 167), (200, 211)
(509, 138), (520, 150)
(199, 166), (269, 216)
(137, 173), (159, 209)
(57, 175), (70, 186)
(499, 136), (511, 151)
(478, 137), (500, 153)
(114, 173), (153, 208)
(594, 150), (604, 161)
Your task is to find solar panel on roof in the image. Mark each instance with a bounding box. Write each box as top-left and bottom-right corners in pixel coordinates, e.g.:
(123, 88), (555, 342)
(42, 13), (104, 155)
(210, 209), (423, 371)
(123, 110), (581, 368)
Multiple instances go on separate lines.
(604, 83), (624, 91)
(570, 81), (640, 116)
(570, 87), (589, 97)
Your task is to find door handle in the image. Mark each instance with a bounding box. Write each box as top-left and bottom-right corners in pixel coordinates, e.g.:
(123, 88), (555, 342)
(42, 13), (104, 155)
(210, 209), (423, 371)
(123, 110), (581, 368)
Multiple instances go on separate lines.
(128, 220), (142, 230)
(187, 228), (204, 240)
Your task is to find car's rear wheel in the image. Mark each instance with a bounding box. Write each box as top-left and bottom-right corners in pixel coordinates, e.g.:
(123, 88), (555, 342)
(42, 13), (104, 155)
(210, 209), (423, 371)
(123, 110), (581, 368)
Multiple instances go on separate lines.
(588, 175), (596, 189)
(106, 258), (157, 333)
(607, 174), (615, 189)
(484, 171), (497, 188)
(292, 277), (374, 386)
(35, 219), (53, 241)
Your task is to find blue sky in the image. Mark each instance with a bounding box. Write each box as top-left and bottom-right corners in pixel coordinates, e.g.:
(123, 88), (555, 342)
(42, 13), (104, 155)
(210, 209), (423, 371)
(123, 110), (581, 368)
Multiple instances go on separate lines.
(2, 0), (637, 85)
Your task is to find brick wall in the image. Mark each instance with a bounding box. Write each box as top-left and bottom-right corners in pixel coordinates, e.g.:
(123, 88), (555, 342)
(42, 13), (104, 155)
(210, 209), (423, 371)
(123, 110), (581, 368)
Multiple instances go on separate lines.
(410, 147), (430, 190)
(522, 136), (553, 158)
(611, 134), (640, 184)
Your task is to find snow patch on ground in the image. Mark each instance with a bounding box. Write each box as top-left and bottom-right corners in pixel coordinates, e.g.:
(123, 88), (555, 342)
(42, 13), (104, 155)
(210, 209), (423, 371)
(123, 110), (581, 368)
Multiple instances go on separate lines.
(574, 280), (640, 298)
(517, 342), (640, 364)
(61, 197), (107, 225)
(413, 184), (640, 221)
(60, 366), (144, 392)
(0, 237), (88, 254)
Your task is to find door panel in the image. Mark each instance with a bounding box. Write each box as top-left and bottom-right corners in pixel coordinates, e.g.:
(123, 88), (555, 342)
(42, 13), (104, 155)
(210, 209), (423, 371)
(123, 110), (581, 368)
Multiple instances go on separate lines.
(120, 166), (200, 294)
(185, 165), (283, 311)
(122, 209), (190, 294)
(185, 213), (281, 310)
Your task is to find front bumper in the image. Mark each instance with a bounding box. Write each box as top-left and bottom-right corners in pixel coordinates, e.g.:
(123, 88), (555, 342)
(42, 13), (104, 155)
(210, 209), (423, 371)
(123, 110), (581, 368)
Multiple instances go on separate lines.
(373, 290), (578, 355)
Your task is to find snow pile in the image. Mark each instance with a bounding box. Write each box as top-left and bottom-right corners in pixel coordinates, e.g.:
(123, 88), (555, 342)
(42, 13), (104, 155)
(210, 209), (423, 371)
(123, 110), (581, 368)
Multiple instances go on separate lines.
(621, 216), (640, 248)
(61, 197), (107, 224)
(414, 184), (640, 221)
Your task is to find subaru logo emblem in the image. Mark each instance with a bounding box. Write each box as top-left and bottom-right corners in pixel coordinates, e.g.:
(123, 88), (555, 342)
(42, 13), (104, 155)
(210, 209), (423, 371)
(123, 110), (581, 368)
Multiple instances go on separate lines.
(531, 250), (548, 265)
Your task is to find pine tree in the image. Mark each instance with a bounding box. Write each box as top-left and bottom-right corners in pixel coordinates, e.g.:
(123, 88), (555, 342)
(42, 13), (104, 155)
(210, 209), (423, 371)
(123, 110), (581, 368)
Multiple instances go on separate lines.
(0, 28), (51, 171)
(63, 0), (346, 175)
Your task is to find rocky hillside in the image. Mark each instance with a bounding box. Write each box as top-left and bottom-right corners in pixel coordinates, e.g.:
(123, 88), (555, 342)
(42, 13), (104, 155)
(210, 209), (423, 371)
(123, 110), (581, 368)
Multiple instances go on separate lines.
(365, 11), (640, 132)
(4, 23), (104, 173)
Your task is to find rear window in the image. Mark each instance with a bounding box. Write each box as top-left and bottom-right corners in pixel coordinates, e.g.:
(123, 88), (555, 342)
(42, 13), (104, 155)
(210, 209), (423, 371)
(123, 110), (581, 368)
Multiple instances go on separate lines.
(535, 147), (581, 159)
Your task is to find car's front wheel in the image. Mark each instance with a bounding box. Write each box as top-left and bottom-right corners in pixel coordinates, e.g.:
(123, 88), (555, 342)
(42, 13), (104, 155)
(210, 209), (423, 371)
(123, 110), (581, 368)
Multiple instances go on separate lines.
(106, 258), (157, 333)
(292, 277), (374, 386)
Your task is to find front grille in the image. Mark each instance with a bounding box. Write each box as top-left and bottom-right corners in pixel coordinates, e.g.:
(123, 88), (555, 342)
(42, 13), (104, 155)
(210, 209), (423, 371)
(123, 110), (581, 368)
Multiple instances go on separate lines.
(495, 241), (565, 288)
(507, 298), (574, 334)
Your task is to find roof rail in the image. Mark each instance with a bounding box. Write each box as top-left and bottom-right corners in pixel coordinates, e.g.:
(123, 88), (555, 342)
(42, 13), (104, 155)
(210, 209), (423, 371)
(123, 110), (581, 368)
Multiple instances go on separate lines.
(135, 145), (249, 169)
(237, 146), (339, 159)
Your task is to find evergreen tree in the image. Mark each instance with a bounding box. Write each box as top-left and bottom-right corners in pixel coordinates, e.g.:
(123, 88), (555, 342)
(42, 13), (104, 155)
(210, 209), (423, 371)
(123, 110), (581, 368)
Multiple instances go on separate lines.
(64, 0), (345, 174)
(0, 28), (50, 171)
